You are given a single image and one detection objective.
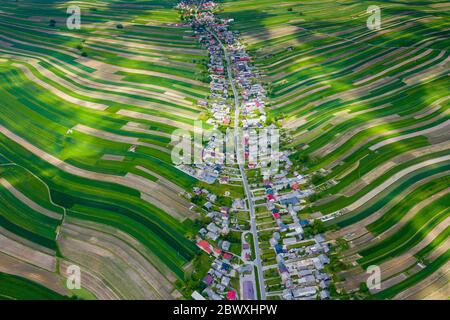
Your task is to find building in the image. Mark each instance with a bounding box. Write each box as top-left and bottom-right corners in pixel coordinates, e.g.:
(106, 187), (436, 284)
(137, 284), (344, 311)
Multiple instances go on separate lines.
(221, 276), (230, 287)
(320, 290), (330, 300)
(243, 281), (255, 300)
(191, 291), (206, 300)
(292, 286), (316, 298)
(197, 240), (212, 254)
(223, 252), (233, 261)
(203, 275), (214, 286)
(227, 290), (237, 300)
(221, 240), (231, 251)
(283, 237), (297, 245)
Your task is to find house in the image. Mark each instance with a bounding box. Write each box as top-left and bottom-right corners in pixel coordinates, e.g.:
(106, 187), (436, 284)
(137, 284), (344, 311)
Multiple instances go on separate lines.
(206, 231), (219, 241)
(292, 286), (316, 298)
(313, 257), (325, 270)
(300, 220), (310, 226)
(227, 290), (237, 300)
(198, 100), (208, 107)
(315, 234), (326, 243)
(269, 237), (278, 247)
(283, 237), (297, 245)
(278, 262), (289, 274)
(214, 248), (222, 256)
(232, 198), (245, 210)
(204, 202), (213, 210)
(299, 275), (316, 286)
(280, 197), (299, 206)
(216, 284), (226, 292)
(221, 276), (230, 287)
(191, 291), (206, 300)
(298, 270), (313, 277)
(318, 254), (330, 265)
(220, 206), (230, 214)
(320, 290), (330, 300)
(221, 263), (231, 272)
(282, 289), (293, 300)
(197, 240), (212, 254)
(207, 222), (221, 234)
(203, 275), (214, 286)
(203, 288), (222, 300)
(206, 211), (217, 219)
(221, 241), (231, 251)
(208, 194), (218, 203)
(317, 272), (331, 281)
(295, 225), (304, 236)
(219, 176), (230, 184)
(223, 252), (233, 261)
(274, 244), (284, 254)
(199, 228), (207, 237)
(309, 243), (323, 254)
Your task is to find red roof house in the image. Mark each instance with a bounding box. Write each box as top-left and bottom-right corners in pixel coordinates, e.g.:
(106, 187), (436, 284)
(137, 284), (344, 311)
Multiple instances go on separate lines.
(227, 290), (237, 300)
(197, 240), (212, 254)
(223, 252), (233, 260)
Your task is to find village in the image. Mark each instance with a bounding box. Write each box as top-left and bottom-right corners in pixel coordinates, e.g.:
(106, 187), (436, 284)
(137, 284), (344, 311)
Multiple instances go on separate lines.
(176, 0), (332, 301)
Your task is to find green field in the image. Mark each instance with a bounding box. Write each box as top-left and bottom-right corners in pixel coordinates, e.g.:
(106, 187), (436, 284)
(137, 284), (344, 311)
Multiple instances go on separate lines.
(0, 0), (448, 300)
(0, 272), (70, 300)
(216, 0), (449, 300)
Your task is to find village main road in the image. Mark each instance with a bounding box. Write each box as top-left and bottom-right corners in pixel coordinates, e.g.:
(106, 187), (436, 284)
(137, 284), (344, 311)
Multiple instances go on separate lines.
(207, 28), (267, 300)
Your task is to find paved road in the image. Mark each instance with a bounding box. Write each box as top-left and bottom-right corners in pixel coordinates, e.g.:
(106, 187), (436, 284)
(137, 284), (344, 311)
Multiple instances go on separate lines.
(208, 29), (267, 300)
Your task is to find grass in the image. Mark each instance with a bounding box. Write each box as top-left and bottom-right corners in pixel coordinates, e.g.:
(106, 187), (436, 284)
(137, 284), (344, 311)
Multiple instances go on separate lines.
(0, 272), (70, 300)
(0, 0), (448, 299)
(219, 0), (449, 300)
(0, 0), (207, 293)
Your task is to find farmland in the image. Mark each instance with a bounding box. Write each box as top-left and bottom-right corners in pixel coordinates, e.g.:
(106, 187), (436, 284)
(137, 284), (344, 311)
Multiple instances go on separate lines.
(0, 0), (448, 301)
(0, 0), (208, 299)
(216, 0), (449, 300)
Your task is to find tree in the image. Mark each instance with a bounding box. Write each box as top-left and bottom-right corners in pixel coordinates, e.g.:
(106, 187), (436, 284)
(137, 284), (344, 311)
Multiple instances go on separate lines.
(191, 194), (203, 205)
(359, 282), (370, 295)
(49, 19), (56, 27)
(311, 219), (326, 234)
(310, 174), (325, 185)
(116, 24), (124, 29)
